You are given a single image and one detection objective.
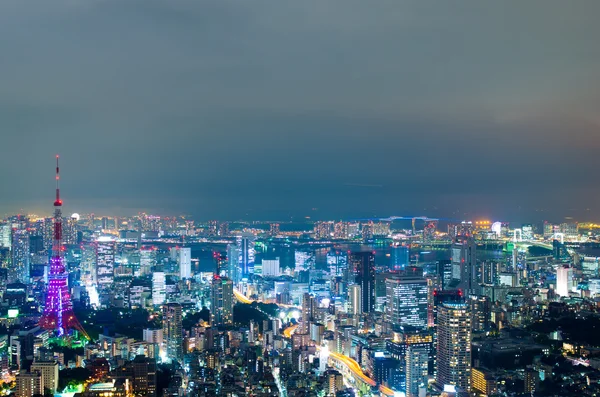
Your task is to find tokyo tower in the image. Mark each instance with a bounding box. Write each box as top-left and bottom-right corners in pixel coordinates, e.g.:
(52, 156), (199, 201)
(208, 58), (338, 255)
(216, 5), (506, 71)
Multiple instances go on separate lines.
(39, 156), (89, 339)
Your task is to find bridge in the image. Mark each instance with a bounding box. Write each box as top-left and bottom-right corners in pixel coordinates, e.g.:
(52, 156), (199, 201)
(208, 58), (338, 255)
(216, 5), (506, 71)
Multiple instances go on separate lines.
(328, 352), (397, 396)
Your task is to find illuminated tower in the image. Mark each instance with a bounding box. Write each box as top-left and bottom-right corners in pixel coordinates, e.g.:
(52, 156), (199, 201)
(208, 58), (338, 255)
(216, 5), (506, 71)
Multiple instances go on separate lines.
(39, 156), (88, 338)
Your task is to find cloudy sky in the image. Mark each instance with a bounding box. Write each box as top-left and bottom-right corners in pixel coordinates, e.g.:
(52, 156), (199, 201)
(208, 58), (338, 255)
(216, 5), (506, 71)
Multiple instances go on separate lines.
(0, 0), (599, 222)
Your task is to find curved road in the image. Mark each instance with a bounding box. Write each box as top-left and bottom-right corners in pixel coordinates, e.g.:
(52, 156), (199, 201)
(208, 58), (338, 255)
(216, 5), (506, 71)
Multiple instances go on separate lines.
(329, 352), (396, 396)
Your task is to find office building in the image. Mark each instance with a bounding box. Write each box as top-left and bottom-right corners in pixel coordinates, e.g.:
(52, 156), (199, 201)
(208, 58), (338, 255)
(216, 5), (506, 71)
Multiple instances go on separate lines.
(10, 228), (29, 283)
(143, 328), (163, 346)
(237, 233), (255, 277)
(327, 250), (347, 277)
(351, 252), (375, 313)
(226, 244), (240, 282)
(326, 369), (344, 396)
(96, 236), (116, 302)
(406, 343), (429, 397)
(152, 272), (166, 306)
(391, 244), (410, 270)
(556, 265), (573, 297)
(471, 368), (496, 396)
(211, 276), (234, 326)
(0, 223), (11, 248)
(451, 236), (477, 295)
(300, 293), (317, 334)
(295, 250), (315, 273)
(30, 361), (59, 394)
(162, 303), (183, 362)
(139, 246), (156, 276)
(178, 247), (192, 279)
(348, 284), (362, 316)
(436, 301), (472, 393)
(261, 258), (280, 277)
(385, 275), (428, 328)
(15, 371), (42, 397)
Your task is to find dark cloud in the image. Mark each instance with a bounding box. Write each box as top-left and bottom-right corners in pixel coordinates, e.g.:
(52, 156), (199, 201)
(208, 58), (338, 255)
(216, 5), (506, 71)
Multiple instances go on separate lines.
(0, 0), (599, 222)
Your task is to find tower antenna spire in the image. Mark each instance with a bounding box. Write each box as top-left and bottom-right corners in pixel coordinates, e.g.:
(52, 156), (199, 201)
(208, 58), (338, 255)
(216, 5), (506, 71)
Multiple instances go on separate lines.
(55, 155), (62, 207)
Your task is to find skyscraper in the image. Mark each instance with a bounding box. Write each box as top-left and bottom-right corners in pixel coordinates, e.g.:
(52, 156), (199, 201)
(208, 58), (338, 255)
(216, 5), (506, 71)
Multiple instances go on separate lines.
(152, 272), (166, 306)
(10, 228), (29, 283)
(96, 236), (116, 305)
(162, 303), (183, 362)
(300, 293), (317, 334)
(348, 284), (362, 316)
(436, 301), (472, 394)
(451, 235), (478, 295)
(0, 223), (11, 249)
(390, 244), (409, 270)
(385, 275), (429, 328)
(350, 252), (375, 313)
(327, 250), (347, 277)
(226, 244), (240, 282)
(139, 246), (156, 276)
(237, 233), (255, 277)
(406, 343), (429, 397)
(178, 247), (192, 279)
(211, 276), (233, 326)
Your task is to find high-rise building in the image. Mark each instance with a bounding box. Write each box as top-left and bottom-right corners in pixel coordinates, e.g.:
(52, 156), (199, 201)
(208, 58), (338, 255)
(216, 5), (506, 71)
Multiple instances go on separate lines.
(436, 301), (472, 394)
(556, 265), (573, 297)
(451, 236), (477, 295)
(0, 223), (11, 248)
(139, 246), (156, 276)
(152, 272), (166, 306)
(314, 221), (334, 239)
(333, 222), (348, 239)
(211, 276), (234, 326)
(131, 355), (157, 396)
(162, 303), (183, 362)
(327, 250), (347, 277)
(350, 252), (375, 313)
(295, 250), (315, 273)
(385, 275), (428, 328)
(178, 247), (192, 279)
(226, 244), (240, 282)
(261, 258), (280, 277)
(143, 328), (164, 346)
(348, 285), (362, 316)
(30, 361), (59, 394)
(237, 233), (255, 277)
(10, 228), (29, 283)
(390, 244), (410, 270)
(300, 293), (317, 334)
(96, 236), (116, 302)
(326, 369), (344, 395)
(406, 343), (429, 397)
(470, 295), (491, 332)
(15, 371), (42, 397)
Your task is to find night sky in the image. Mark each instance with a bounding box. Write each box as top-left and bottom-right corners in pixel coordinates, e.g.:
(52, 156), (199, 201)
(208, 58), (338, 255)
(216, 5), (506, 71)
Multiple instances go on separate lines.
(1, 1), (599, 222)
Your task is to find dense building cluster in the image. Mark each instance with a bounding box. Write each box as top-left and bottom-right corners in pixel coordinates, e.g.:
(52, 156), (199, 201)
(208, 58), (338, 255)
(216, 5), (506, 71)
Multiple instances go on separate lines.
(0, 209), (600, 397)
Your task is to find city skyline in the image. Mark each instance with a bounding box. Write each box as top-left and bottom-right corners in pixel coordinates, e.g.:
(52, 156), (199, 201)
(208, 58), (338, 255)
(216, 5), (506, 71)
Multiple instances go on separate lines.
(1, 1), (599, 221)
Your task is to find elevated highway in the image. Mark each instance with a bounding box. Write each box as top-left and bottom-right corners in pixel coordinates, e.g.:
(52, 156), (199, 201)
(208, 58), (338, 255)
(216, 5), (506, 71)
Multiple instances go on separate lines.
(328, 352), (396, 396)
